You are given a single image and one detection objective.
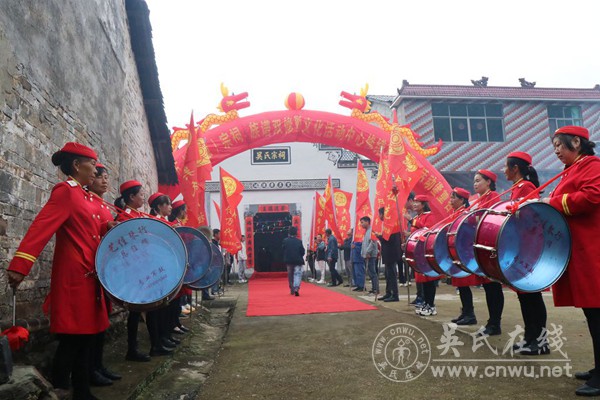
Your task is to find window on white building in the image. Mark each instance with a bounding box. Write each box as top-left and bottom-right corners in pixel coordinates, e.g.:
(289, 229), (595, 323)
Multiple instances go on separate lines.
(547, 105), (583, 135)
(432, 103), (504, 142)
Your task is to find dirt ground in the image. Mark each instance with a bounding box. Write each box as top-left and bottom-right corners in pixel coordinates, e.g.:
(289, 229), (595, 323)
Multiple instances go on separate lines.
(198, 280), (592, 400)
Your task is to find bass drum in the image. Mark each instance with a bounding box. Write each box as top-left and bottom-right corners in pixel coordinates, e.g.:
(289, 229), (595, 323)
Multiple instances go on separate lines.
(425, 222), (469, 278)
(404, 228), (441, 277)
(447, 209), (487, 277)
(96, 218), (187, 311)
(474, 200), (571, 292)
(188, 243), (224, 290)
(175, 227), (212, 285)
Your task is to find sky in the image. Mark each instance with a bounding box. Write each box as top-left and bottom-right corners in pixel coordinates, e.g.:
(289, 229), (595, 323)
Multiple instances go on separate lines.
(145, 0), (600, 127)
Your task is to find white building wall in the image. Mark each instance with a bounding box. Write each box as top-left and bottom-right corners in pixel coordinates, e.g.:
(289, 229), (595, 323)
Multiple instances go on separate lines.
(206, 142), (378, 245)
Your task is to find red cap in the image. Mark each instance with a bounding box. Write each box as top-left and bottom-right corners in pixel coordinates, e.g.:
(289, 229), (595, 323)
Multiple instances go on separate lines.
(414, 195), (429, 202)
(453, 187), (471, 199)
(477, 169), (497, 183)
(555, 125), (589, 140)
(96, 162), (106, 169)
(51, 142), (98, 166)
(119, 180), (142, 194)
(172, 200), (186, 209)
(148, 192), (167, 206)
(507, 151), (532, 165)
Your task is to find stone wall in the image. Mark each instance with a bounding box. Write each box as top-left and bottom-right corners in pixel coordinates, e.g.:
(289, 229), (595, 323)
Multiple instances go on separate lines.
(0, 0), (158, 322)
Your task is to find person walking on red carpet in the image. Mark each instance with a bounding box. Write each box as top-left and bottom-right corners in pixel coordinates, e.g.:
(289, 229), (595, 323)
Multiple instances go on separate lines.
(315, 234), (327, 284)
(283, 226), (305, 296)
(359, 216), (379, 295)
(325, 228), (343, 287)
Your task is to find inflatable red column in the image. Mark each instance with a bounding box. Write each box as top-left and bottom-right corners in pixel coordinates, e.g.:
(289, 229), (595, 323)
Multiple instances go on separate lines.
(245, 216), (254, 268)
(292, 215), (301, 239)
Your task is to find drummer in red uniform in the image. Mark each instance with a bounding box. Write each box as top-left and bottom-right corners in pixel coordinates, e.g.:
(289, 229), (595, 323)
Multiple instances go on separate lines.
(88, 163), (122, 386)
(148, 192), (185, 347)
(7, 142), (108, 400)
(116, 181), (171, 361)
(473, 169), (504, 336)
(167, 200), (192, 334)
(449, 187), (482, 325)
(168, 200), (187, 227)
(148, 192), (173, 223)
(410, 195), (441, 316)
(542, 126), (600, 396)
(504, 151), (549, 356)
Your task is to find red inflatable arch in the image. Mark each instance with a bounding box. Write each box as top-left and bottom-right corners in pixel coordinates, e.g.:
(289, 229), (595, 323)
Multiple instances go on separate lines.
(170, 108), (453, 218)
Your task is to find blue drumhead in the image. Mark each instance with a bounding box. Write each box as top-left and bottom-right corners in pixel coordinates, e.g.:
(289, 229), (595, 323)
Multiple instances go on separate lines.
(496, 202), (571, 292)
(96, 218), (187, 305)
(434, 225), (470, 278)
(189, 243), (224, 289)
(417, 232), (440, 278)
(455, 209), (487, 276)
(175, 227), (212, 285)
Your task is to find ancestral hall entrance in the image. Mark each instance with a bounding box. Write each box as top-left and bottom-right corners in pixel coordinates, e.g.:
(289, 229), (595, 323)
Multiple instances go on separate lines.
(244, 204), (301, 271)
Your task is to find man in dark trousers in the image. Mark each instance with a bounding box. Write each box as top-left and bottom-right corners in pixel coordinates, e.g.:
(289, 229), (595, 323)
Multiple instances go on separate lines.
(282, 226), (305, 296)
(377, 207), (401, 302)
(340, 229), (354, 287)
(325, 228), (343, 287)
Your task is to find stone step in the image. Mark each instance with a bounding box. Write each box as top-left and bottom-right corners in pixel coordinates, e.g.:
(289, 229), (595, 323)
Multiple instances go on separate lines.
(93, 295), (237, 400)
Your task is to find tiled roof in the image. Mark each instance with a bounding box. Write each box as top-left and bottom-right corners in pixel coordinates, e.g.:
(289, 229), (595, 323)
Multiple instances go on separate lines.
(366, 95), (396, 102)
(393, 84), (600, 105)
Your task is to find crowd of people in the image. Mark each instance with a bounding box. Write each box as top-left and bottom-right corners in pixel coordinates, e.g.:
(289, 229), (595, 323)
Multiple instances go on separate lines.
(297, 125), (600, 396)
(4, 143), (243, 399)
(6, 125), (600, 397)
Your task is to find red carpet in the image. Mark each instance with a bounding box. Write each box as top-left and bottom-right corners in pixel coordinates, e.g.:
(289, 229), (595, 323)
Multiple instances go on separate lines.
(246, 273), (377, 317)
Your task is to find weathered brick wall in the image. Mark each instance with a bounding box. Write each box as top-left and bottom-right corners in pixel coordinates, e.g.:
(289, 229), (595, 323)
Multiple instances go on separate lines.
(0, 0), (158, 322)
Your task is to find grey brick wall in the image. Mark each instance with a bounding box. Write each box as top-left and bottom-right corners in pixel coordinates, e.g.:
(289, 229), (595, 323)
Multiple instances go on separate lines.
(0, 0), (158, 322)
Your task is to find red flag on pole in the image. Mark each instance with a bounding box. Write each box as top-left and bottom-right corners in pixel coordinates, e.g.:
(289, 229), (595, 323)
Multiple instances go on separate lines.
(383, 117), (425, 238)
(314, 192), (327, 242)
(353, 160), (372, 242)
(195, 118), (213, 182)
(172, 114), (213, 226)
(177, 113), (206, 227)
(322, 175), (341, 240)
(219, 167), (244, 254)
(334, 189), (353, 242)
(372, 149), (389, 236)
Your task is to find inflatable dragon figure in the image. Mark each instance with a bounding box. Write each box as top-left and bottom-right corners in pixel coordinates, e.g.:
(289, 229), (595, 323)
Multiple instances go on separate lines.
(339, 84), (441, 157)
(171, 83), (250, 150)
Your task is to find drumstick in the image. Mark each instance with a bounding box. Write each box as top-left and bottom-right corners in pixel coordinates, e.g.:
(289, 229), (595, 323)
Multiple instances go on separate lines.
(423, 184), (518, 230)
(506, 162), (579, 212)
(12, 287), (16, 327)
(96, 196), (155, 220)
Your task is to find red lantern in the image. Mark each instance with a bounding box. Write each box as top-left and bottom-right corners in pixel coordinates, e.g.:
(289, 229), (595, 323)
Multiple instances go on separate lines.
(284, 93), (305, 110)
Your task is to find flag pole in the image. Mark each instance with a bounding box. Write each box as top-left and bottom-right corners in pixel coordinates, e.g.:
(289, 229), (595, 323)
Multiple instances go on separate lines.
(392, 174), (411, 304)
(219, 167), (225, 296)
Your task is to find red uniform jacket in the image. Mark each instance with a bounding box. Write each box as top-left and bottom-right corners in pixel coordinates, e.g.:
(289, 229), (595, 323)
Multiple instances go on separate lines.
(116, 206), (145, 222)
(91, 193), (115, 313)
(8, 180), (110, 334)
(476, 190), (501, 209)
(511, 180), (537, 201)
(549, 156), (600, 308)
(411, 212), (441, 283)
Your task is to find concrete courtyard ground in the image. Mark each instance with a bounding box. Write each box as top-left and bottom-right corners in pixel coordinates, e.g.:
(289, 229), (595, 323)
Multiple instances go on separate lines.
(198, 280), (590, 400)
(90, 276), (593, 400)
